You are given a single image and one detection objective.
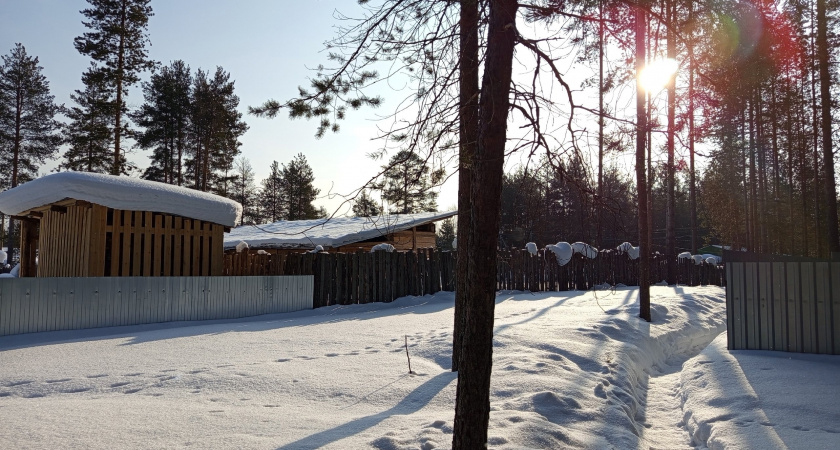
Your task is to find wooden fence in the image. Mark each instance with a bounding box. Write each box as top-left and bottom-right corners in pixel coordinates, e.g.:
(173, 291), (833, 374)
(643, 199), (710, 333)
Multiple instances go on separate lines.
(0, 275), (313, 337)
(725, 251), (840, 354)
(283, 249), (455, 308)
(496, 250), (725, 291)
(222, 248), (724, 308)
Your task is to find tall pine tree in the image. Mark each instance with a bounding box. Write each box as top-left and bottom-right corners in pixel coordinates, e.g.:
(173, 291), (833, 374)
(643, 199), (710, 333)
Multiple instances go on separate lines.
(258, 161), (284, 223)
(281, 153), (321, 220)
(135, 60), (192, 185)
(74, 0), (155, 175)
(378, 150), (440, 214)
(62, 66), (123, 173)
(230, 156), (259, 225)
(187, 67), (248, 192)
(352, 190), (382, 217)
(0, 43), (62, 263)
(0, 43), (62, 189)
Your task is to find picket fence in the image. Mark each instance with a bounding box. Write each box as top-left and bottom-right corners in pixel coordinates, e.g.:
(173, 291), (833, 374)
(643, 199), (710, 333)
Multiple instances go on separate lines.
(0, 275), (313, 337)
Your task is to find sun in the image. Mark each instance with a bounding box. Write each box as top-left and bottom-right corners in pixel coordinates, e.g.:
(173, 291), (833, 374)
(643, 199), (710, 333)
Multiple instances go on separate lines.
(639, 59), (679, 93)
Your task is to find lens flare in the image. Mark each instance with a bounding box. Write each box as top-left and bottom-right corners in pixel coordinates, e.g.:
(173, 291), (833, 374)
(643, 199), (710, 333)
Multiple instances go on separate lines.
(639, 58), (678, 93)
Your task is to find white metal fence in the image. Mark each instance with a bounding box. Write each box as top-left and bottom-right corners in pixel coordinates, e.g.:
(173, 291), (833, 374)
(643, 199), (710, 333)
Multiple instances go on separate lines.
(0, 276), (313, 336)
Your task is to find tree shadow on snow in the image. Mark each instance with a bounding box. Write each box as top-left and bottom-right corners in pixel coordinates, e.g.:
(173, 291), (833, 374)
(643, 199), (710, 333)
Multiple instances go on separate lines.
(275, 370), (457, 449)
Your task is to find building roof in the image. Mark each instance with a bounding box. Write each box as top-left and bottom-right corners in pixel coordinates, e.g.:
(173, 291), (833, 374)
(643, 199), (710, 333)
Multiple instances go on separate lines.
(0, 172), (242, 227)
(225, 210), (457, 250)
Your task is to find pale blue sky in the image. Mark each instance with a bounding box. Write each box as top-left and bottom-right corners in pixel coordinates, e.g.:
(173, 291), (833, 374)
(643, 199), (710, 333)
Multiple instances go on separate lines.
(0, 0), (460, 214)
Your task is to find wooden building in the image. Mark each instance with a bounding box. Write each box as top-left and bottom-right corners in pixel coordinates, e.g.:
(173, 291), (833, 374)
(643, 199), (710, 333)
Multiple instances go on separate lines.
(225, 211), (456, 257)
(0, 172), (242, 278)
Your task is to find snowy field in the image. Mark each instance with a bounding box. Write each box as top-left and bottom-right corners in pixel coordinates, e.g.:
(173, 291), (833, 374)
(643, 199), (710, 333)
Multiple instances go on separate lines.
(1, 286), (838, 449)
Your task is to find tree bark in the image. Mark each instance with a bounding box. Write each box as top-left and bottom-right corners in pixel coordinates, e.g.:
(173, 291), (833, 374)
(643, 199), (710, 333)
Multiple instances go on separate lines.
(817, 0), (839, 255)
(113, 0), (127, 176)
(636, 2), (651, 322)
(453, 0), (479, 373)
(665, 0), (676, 284)
(453, 0), (518, 447)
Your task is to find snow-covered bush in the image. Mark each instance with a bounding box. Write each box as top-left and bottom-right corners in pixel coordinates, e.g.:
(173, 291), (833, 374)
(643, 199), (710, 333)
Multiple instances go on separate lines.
(371, 243), (395, 253)
(572, 242), (598, 258)
(546, 242), (573, 266)
(525, 242), (538, 255)
(616, 242), (640, 259)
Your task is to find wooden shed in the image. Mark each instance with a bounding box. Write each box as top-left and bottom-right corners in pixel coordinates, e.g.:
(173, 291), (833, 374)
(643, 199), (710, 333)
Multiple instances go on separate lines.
(0, 172), (242, 278)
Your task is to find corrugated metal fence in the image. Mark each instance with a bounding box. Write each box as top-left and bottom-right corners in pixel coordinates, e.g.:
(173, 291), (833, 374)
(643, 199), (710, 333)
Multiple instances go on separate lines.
(0, 276), (313, 337)
(725, 251), (840, 354)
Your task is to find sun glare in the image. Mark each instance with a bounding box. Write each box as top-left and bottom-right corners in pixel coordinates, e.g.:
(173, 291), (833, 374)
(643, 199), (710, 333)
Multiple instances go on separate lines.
(639, 58), (679, 93)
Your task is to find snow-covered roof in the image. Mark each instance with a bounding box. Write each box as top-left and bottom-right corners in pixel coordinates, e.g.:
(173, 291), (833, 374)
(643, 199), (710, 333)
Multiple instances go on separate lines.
(0, 172), (242, 227)
(225, 210), (457, 250)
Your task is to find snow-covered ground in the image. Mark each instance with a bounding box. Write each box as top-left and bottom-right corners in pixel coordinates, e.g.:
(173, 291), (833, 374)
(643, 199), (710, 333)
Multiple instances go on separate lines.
(0, 286), (838, 449)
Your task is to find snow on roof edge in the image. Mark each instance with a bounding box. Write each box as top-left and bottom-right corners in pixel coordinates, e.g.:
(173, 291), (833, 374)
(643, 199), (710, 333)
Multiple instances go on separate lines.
(0, 172), (242, 227)
(224, 210), (457, 250)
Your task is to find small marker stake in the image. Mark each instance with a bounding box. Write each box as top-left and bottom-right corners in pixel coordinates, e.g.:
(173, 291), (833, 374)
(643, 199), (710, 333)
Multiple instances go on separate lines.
(405, 335), (414, 374)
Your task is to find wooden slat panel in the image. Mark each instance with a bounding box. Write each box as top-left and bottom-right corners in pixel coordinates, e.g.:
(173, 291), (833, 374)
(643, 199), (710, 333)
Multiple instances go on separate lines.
(88, 205), (106, 276)
(110, 209), (122, 277)
(173, 217), (183, 277)
(161, 216), (175, 277)
(143, 211), (152, 276)
(131, 212), (142, 276)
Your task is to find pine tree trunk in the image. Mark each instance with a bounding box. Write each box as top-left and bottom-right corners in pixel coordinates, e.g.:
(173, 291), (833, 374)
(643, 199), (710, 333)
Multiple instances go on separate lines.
(688, 0), (698, 254)
(453, 0), (479, 373)
(597, 0), (605, 250)
(817, 0), (839, 255)
(113, 1), (126, 176)
(452, 0), (518, 447)
(665, 0), (676, 284)
(636, 4), (651, 321)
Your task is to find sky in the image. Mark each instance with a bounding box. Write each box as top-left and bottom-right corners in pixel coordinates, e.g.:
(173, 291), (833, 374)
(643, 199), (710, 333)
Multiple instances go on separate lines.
(2, 286), (837, 448)
(0, 0), (460, 215)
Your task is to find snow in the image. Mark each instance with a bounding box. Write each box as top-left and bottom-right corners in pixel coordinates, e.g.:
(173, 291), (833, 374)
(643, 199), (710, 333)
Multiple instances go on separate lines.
(571, 241), (598, 258)
(680, 334), (840, 449)
(1, 286), (837, 449)
(225, 211), (457, 250)
(0, 249), (5, 264)
(371, 243), (395, 253)
(546, 242), (573, 265)
(0, 263), (19, 277)
(678, 251), (692, 260)
(308, 245), (325, 254)
(235, 241), (249, 253)
(0, 172), (242, 227)
(451, 238), (457, 250)
(616, 242), (640, 259)
(693, 255), (705, 265)
(525, 242), (538, 255)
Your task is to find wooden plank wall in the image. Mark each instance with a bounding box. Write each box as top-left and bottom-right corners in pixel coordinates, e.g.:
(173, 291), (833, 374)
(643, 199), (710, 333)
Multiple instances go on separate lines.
(103, 207), (225, 277)
(0, 275), (314, 337)
(38, 203), (98, 277)
(726, 261), (839, 355)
